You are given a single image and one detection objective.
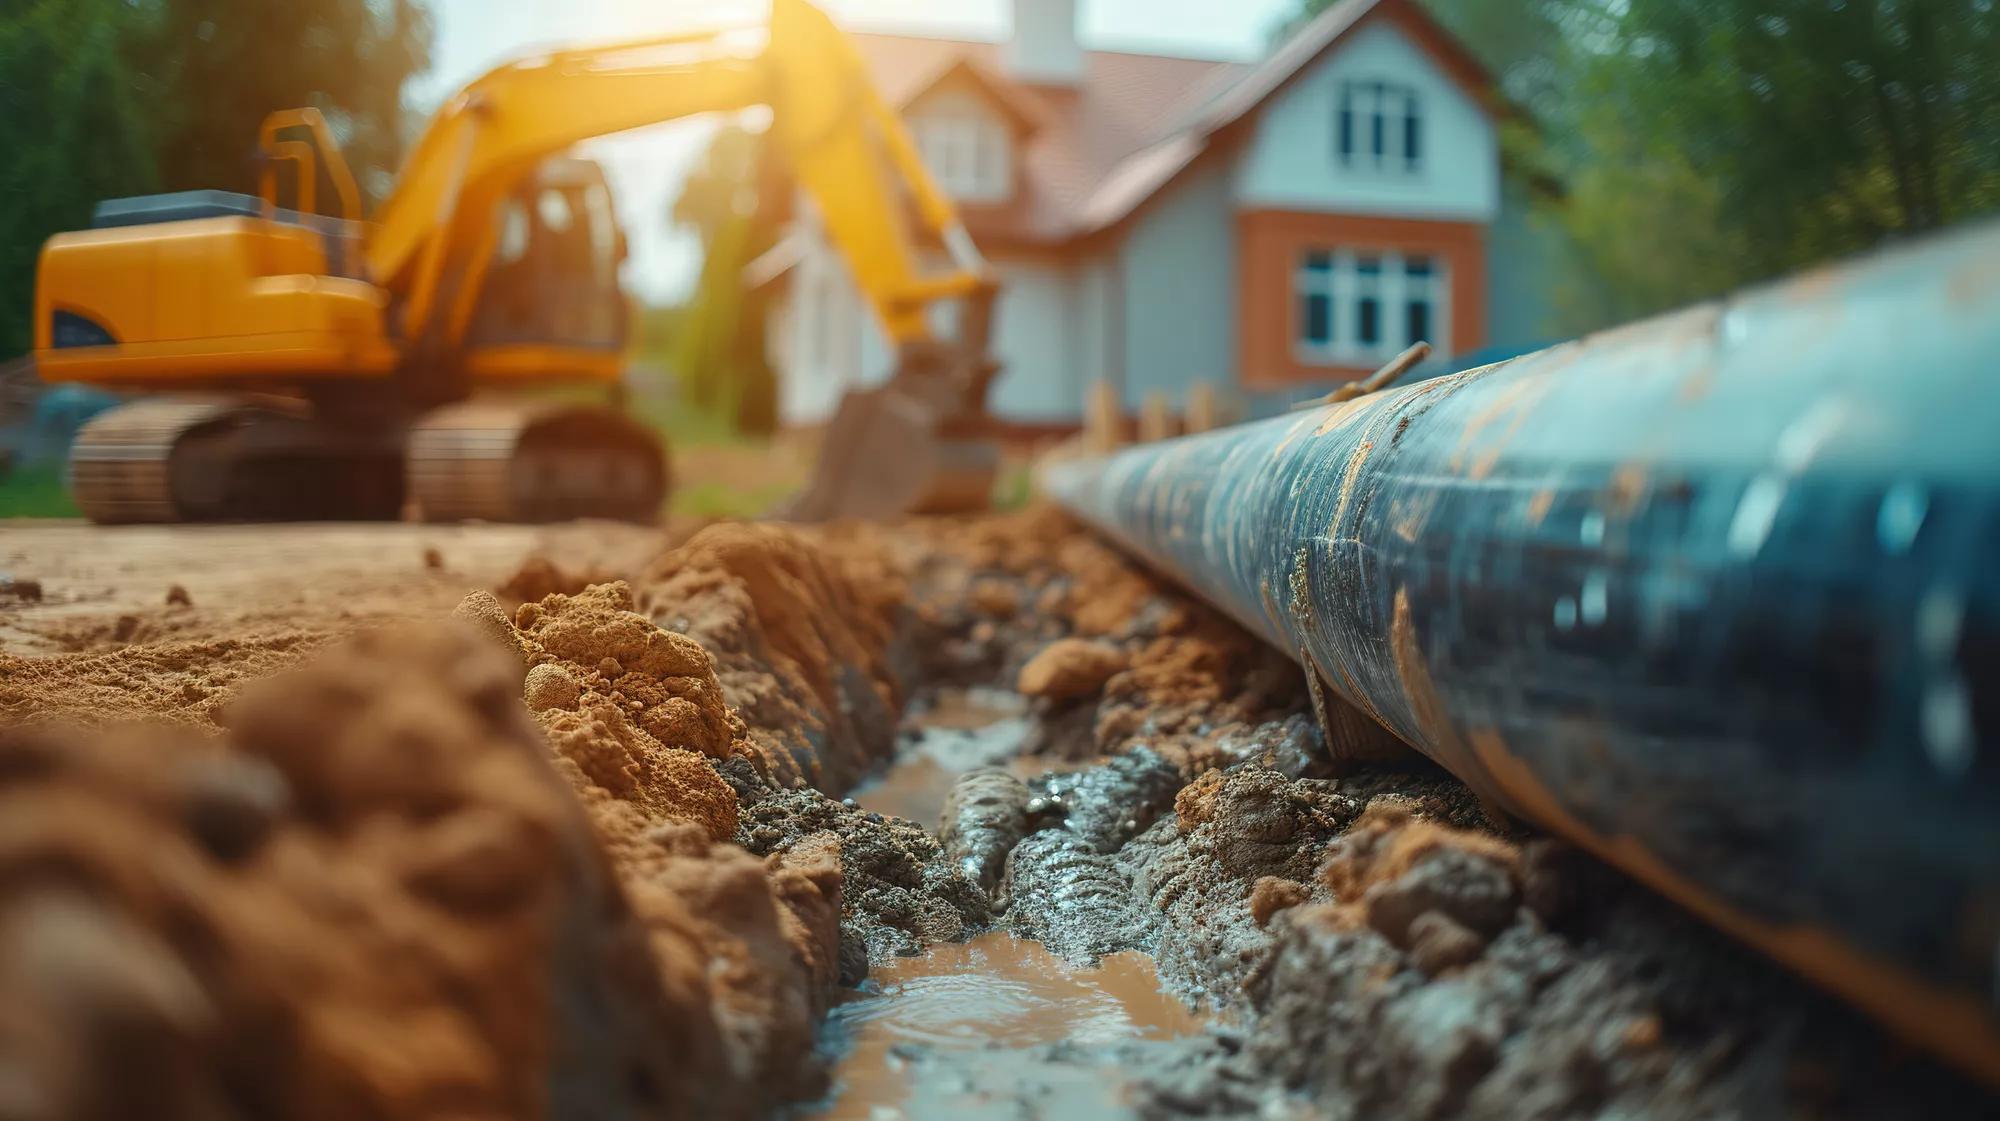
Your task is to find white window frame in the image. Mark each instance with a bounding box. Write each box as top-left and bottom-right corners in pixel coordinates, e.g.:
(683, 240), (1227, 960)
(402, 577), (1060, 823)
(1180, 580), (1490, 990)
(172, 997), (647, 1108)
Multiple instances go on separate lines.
(1293, 248), (1449, 367)
(910, 111), (1011, 203)
(1336, 79), (1423, 173)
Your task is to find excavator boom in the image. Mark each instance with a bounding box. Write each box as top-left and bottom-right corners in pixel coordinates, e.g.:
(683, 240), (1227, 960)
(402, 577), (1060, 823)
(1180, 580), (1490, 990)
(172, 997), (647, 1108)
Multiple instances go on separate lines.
(370, 0), (997, 414)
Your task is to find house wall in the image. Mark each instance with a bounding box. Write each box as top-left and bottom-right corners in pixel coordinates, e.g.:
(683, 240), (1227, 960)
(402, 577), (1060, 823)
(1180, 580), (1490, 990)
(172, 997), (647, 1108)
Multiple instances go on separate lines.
(1483, 173), (1565, 354)
(1116, 159), (1238, 411)
(1232, 19), (1499, 224)
(990, 256), (1082, 421)
(772, 232), (1088, 425)
(1074, 252), (1116, 406)
(773, 211), (886, 427)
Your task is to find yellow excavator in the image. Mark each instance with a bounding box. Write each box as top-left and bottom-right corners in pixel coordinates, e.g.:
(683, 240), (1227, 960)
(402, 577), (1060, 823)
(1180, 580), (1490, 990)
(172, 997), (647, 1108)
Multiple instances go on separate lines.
(31, 0), (999, 523)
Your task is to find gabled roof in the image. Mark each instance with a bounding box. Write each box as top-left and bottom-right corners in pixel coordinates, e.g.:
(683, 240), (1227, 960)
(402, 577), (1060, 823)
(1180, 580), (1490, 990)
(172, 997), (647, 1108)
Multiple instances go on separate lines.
(902, 55), (1053, 137)
(1185, 0), (1501, 139)
(847, 0), (1499, 246)
(849, 31), (1242, 244)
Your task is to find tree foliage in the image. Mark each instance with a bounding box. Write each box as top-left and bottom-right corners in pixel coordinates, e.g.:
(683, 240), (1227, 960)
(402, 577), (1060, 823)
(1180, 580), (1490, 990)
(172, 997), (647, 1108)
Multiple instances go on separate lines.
(130, 0), (433, 202)
(668, 125), (780, 437)
(1549, 0), (2000, 325)
(0, 0), (159, 357)
(0, 0), (433, 358)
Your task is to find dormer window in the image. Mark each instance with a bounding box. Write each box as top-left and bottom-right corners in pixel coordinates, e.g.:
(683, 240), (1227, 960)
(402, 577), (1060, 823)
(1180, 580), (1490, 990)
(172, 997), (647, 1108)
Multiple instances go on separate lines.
(911, 112), (1012, 203)
(1337, 80), (1421, 172)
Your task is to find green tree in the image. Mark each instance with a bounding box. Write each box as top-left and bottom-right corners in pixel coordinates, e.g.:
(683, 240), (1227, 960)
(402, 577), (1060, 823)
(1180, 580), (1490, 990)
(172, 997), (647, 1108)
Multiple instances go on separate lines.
(1548, 0), (2000, 325)
(131, 0), (434, 204)
(1, 0), (434, 359)
(0, 0), (159, 357)
(668, 125), (779, 437)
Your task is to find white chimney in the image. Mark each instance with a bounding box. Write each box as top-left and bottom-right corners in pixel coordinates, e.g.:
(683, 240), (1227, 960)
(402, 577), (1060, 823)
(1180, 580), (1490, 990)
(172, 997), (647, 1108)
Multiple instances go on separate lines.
(1007, 0), (1085, 86)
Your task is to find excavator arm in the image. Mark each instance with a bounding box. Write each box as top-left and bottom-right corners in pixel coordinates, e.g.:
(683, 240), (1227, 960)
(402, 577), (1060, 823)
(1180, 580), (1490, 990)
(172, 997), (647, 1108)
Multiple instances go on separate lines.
(367, 0), (997, 399)
(356, 0), (1002, 516)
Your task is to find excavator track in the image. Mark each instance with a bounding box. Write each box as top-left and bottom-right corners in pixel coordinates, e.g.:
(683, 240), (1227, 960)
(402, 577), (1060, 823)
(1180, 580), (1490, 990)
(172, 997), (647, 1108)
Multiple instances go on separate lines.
(69, 395), (406, 523)
(407, 399), (668, 523)
(69, 397), (257, 523)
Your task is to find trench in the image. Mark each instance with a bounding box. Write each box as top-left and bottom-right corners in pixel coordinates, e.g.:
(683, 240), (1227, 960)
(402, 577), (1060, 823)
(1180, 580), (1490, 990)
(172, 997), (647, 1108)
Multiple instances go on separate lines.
(4, 514), (1994, 1119)
(743, 507), (2000, 1121)
(795, 686), (1210, 1120)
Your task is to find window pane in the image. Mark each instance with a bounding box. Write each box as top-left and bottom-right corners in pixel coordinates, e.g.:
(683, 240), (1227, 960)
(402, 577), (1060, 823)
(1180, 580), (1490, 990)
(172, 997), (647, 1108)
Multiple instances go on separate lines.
(537, 189), (573, 233)
(1370, 110), (1384, 159)
(1405, 255), (1432, 277)
(1358, 297), (1379, 345)
(1337, 104), (1352, 159)
(1406, 299), (1431, 346)
(1355, 255), (1381, 277)
(1302, 293), (1332, 345)
(1404, 110), (1421, 168)
(1304, 249), (1332, 273)
(496, 202), (529, 263)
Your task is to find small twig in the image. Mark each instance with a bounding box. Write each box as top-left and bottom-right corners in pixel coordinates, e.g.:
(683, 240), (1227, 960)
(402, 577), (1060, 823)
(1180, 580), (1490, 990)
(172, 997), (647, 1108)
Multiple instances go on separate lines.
(1290, 341), (1432, 411)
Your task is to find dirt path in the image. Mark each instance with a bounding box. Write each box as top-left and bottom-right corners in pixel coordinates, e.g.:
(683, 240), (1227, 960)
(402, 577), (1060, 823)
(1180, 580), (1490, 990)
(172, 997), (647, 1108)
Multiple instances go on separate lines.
(0, 520), (665, 656)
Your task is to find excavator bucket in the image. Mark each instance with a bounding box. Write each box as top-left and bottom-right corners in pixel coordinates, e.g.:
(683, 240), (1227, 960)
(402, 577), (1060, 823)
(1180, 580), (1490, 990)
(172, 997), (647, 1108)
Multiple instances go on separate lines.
(783, 379), (999, 522)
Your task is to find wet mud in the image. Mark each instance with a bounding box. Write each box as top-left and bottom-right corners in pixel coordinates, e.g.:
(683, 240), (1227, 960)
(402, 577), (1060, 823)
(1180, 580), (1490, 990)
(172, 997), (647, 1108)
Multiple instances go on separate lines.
(887, 507), (1999, 1121)
(800, 931), (1205, 1121)
(1, 508), (1996, 1119)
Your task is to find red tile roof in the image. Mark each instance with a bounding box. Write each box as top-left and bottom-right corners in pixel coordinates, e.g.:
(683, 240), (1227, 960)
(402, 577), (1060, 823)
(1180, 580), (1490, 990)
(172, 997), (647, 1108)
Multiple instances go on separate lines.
(848, 31), (1245, 245)
(847, 0), (1499, 246)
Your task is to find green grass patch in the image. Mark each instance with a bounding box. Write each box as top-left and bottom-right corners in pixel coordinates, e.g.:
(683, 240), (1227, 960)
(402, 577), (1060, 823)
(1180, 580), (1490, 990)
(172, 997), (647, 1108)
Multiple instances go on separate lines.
(669, 479), (795, 520)
(0, 463), (79, 519)
(991, 462), (1035, 512)
(628, 390), (759, 449)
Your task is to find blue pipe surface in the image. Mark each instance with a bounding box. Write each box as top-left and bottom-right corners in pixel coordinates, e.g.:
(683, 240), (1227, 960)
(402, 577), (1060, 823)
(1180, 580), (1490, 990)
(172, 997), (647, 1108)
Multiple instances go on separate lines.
(1044, 221), (2000, 1084)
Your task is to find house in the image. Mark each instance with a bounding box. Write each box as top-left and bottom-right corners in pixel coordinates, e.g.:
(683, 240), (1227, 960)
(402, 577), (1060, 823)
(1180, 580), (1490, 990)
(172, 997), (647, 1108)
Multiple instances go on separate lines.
(768, 0), (1544, 429)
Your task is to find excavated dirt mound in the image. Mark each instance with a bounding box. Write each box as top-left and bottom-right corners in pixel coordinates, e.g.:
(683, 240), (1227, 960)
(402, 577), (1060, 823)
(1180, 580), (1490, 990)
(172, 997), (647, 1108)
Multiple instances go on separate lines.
(0, 624), (828, 1120)
(633, 523), (911, 792)
(0, 520), (957, 1121)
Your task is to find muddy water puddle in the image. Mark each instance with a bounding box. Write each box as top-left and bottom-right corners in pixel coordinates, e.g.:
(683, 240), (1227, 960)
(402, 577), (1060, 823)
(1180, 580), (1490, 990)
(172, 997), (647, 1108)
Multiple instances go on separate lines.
(805, 688), (1206, 1120)
(847, 686), (1091, 826)
(800, 932), (1205, 1120)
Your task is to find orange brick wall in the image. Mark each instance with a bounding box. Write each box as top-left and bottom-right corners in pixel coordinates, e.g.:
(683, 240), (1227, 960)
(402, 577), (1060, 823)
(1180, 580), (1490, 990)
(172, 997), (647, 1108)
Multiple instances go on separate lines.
(1236, 208), (1486, 388)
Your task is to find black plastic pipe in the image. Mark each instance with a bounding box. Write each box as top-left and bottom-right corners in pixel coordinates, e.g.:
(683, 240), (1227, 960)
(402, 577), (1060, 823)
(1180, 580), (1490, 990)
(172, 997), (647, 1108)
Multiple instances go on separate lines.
(1043, 221), (2000, 1084)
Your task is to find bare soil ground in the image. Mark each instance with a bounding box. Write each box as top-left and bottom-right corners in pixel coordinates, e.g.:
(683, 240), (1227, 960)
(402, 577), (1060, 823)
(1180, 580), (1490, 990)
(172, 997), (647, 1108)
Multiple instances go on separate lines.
(0, 512), (1994, 1120)
(0, 521), (663, 658)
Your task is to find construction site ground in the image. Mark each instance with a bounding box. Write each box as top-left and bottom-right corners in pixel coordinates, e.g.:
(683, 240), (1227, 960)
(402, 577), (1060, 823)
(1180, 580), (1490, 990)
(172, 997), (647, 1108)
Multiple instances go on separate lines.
(0, 512), (1992, 1119)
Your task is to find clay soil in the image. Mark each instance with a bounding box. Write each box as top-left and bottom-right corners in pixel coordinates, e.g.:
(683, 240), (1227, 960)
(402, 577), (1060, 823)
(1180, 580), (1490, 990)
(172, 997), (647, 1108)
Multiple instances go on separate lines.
(0, 511), (1994, 1120)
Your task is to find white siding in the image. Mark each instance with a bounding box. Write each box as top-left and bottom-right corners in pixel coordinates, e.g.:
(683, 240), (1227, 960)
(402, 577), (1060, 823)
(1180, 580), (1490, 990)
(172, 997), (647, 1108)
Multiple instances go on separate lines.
(1074, 252), (1116, 404)
(989, 259), (1080, 422)
(1118, 161), (1237, 410)
(774, 217), (888, 427)
(773, 233), (1088, 426)
(1233, 20), (1498, 223)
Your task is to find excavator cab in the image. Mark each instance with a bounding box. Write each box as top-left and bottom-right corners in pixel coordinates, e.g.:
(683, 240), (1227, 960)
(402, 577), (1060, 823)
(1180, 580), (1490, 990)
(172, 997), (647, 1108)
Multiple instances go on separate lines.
(462, 159), (629, 378)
